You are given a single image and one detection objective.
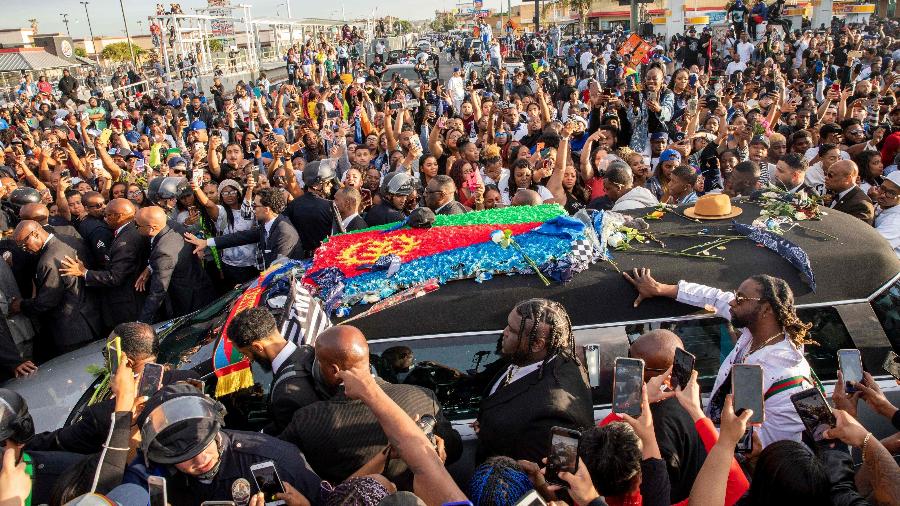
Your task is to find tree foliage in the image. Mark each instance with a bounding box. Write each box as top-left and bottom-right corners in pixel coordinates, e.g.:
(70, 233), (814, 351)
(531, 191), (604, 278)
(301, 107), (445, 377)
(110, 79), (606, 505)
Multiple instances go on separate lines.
(430, 12), (457, 32)
(74, 47), (87, 57)
(396, 20), (413, 34)
(543, 0), (592, 32)
(100, 42), (144, 62)
(207, 38), (224, 52)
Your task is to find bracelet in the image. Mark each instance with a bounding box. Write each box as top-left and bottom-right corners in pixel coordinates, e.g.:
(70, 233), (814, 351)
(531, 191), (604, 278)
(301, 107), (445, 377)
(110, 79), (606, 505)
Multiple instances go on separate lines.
(861, 432), (871, 462)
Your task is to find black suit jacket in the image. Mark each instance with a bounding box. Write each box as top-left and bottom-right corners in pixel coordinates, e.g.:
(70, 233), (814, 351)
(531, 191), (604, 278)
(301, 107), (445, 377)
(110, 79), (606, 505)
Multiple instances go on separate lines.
(77, 216), (114, 269)
(283, 192), (333, 255)
(435, 201), (471, 215)
(139, 226), (214, 323)
(264, 345), (321, 435)
(476, 356), (594, 464)
(331, 214), (369, 234)
(279, 377), (462, 484)
(212, 215), (302, 268)
(20, 237), (100, 352)
(85, 222), (149, 328)
(832, 186), (875, 225)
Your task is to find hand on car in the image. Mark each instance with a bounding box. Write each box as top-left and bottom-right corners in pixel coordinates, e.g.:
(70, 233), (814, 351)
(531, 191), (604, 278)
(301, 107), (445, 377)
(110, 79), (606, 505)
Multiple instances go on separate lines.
(622, 267), (672, 307)
(13, 361), (37, 378)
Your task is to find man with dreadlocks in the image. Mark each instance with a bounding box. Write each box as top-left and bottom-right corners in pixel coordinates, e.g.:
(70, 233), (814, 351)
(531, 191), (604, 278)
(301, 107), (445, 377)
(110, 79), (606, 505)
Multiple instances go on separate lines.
(624, 268), (815, 447)
(475, 298), (594, 464)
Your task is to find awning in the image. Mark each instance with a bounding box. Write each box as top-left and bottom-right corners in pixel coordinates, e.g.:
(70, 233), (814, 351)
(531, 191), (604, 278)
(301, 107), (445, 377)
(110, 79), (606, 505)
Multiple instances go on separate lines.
(0, 50), (81, 73)
(74, 55), (98, 66)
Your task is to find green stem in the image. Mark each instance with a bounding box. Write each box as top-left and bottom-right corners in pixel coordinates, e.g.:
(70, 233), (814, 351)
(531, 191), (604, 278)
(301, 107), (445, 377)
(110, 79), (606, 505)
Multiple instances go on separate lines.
(621, 246), (726, 260)
(786, 222), (838, 240)
(510, 241), (552, 286)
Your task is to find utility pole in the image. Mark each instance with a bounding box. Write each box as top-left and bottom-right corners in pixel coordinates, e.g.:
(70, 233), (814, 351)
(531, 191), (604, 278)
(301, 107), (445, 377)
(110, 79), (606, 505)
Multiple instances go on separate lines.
(60, 13), (72, 38)
(533, 0), (540, 33)
(118, 0), (138, 69)
(630, 0), (639, 34)
(80, 1), (98, 62)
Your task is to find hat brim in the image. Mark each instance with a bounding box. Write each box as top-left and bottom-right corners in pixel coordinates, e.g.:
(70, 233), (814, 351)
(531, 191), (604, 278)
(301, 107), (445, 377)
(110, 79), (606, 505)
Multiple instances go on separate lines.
(683, 206), (743, 220)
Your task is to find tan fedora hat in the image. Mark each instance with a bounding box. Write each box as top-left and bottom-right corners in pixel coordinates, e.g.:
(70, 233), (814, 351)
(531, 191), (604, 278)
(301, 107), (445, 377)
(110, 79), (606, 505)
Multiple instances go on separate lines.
(683, 194), (743, 220)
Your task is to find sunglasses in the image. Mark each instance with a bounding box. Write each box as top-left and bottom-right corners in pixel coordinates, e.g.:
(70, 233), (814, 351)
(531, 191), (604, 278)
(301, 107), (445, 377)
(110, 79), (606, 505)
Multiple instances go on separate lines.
(731, 290), (763, 304)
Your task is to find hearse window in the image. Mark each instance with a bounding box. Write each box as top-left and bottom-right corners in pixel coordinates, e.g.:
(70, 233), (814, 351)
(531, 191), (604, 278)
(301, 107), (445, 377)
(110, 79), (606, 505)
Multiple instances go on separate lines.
(369, 333), (501, 421)
(797, 307), (853, 383)
(871, 278), (900, 351)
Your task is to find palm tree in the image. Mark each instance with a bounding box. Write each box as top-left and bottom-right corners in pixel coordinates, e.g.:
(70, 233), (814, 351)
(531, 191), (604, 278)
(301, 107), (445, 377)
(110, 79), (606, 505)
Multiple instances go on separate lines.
(28, 18), (39, 35)
(542, 0), (593, 34)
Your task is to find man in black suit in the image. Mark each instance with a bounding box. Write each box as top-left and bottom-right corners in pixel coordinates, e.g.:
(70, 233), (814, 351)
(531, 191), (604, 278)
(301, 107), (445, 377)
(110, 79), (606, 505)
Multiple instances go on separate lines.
(78, 191), (114, 270)
(185, 188), (301, 270)
(20, 203), (87, 258)
(9, 221), (100, 358)
(227, 307), (320, 435)
(425, 175), (471, 215)
(27, 321), (199, 454)
(332, 187), (368, 234)
(135, 206), (214, 324)
(59, 198), (149, 329)
(628, 329), (706, 503)
(283, 160), (336, 257)
(475, 298), (594, 464)
(825, 160), (875, 225)
(279, 325), (462, 484)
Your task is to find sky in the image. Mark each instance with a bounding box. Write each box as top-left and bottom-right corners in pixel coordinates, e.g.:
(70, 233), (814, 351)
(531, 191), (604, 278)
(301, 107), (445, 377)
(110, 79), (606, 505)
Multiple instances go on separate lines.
(4, 0), (518, 39)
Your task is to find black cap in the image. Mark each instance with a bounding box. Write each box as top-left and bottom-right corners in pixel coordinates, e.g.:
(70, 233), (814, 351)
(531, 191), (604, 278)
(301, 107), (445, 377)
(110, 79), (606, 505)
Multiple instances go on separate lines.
(139, 383), (224, 465)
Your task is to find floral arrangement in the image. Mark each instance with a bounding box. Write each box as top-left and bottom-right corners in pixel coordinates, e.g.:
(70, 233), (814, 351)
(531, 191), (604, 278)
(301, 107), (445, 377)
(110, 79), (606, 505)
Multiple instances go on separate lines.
(758, 186), (825, 221)
(304, 205), (592, 312)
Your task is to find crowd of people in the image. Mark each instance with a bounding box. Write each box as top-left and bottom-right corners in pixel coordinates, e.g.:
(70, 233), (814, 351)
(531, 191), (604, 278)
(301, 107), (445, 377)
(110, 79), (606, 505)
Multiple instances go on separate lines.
(0, 9), (899, 506)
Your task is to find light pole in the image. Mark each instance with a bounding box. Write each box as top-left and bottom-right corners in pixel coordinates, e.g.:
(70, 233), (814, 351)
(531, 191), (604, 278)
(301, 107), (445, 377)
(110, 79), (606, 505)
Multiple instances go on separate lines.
(118, 0), (138, 69)
(79, 1), (98, 61)
(60, 13), (72, 38)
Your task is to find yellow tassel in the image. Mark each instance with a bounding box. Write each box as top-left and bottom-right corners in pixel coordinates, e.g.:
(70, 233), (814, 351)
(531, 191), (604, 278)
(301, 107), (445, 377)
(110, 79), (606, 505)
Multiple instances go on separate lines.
(214, 368), (255, 398)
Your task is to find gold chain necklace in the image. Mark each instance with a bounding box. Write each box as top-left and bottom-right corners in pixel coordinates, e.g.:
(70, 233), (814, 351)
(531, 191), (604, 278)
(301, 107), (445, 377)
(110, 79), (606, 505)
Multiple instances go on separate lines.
(742, 331), (784, 363)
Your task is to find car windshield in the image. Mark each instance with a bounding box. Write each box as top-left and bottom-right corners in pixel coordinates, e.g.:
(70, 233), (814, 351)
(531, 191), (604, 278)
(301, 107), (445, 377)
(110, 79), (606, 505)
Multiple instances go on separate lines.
(381, 67), (423, 83)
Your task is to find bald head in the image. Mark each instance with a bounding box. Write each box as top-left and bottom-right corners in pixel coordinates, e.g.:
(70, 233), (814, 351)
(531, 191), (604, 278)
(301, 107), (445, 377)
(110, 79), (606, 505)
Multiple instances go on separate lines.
(13, 220), (48, 254)
(511, 189), (542, 206)
(315, 325), (370, 387)
(825, 160), (858, 193)
(135, 206), (168, 237)
(19, 203), (50, 225)
(105, 198), (136, 229)
(630, 329), (684, 381)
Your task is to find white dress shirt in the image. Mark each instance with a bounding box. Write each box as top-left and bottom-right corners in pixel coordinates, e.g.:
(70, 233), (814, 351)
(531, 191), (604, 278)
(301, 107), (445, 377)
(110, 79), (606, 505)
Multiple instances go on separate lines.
(341, 213), (360, 230)
(676, 281), (810, 448)
(875, 205), (900, 258)
(272, 341), (298, 375)
(490, 356), (555, 395)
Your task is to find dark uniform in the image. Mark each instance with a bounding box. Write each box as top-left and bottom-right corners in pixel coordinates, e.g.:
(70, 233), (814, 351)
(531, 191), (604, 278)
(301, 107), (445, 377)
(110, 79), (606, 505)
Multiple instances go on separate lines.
(126, 431), (324, 505)
(283, 192), (333, 257)
(364, 201), (405, 226)
(77, 215), (114, 270)
(26, 450), (86, 505)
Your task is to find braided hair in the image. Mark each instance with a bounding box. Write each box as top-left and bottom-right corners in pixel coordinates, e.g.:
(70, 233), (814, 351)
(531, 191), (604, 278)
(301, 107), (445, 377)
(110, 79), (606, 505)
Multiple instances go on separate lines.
(468, 456), (534, 506)
(324, 476), (389, 506)
(513, 298), (578, 376)
(750, 275), (815, 347)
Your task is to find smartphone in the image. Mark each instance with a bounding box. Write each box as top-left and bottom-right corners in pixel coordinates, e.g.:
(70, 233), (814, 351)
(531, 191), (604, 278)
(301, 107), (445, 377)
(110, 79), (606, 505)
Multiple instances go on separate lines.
(735, 427), (753, 453)
(671, 348), (696, 391)
(192, 167), (204, 187)
(513, 490), (548, 506)
(106, 336), (123, 375)
(249, 139), (260, 151)
(327, 109), (341, 119)
(92, 159), (103, 171)
(416, 414), (437, 445)
(883, 351), (900, 381)
(410, 135), (422, 152)
(389, 101), (402, 110)
(99, 128), (113, 145)
(535, 141), (546, 152)
(148, 475), (167, 506)
(135, 158), (146, 172)
(186, 167), (194, 183)
(732, 364), (764, 425)
(249, 461), (286, 506)
(831, 81), (841, 93)
(251, 167), (261, 183)
(838, 349), (863, 393)
(544, 426), (581, 487)
(60, 168), (70, 179)
(138, 362), (165, 398)
(612, 357), (644, 417)
(790, 388), (836, 442)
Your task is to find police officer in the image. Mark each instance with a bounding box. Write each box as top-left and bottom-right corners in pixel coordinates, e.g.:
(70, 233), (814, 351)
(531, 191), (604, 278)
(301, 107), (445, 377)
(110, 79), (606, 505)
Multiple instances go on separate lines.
(283, 160), (337, 257)
(366, 171), (415, 226)
(147, 176), (191, 226)
(128, 383), (323, 505)
(0, 388), (84, 505)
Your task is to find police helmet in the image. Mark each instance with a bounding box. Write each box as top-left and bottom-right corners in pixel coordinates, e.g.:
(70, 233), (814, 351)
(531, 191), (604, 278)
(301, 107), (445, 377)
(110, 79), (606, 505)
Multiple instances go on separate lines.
(8, 187), (41, 211)
(148, 176), (190, 203)
(139, 383), (226, 466)
(302, 159), (338, 187)
(382, 171), (414, 197)
(0, 389), (35, 444)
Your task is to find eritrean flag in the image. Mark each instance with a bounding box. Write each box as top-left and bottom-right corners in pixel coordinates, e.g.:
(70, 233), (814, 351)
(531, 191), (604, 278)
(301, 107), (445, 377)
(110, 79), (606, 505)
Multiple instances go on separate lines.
(212, 262), (294, 397)
(304, 205), (587, 307)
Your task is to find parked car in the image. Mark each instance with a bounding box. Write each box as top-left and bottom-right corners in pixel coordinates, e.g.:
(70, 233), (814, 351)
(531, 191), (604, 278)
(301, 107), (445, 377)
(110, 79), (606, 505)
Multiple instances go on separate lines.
(5, 202), (900, 485)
